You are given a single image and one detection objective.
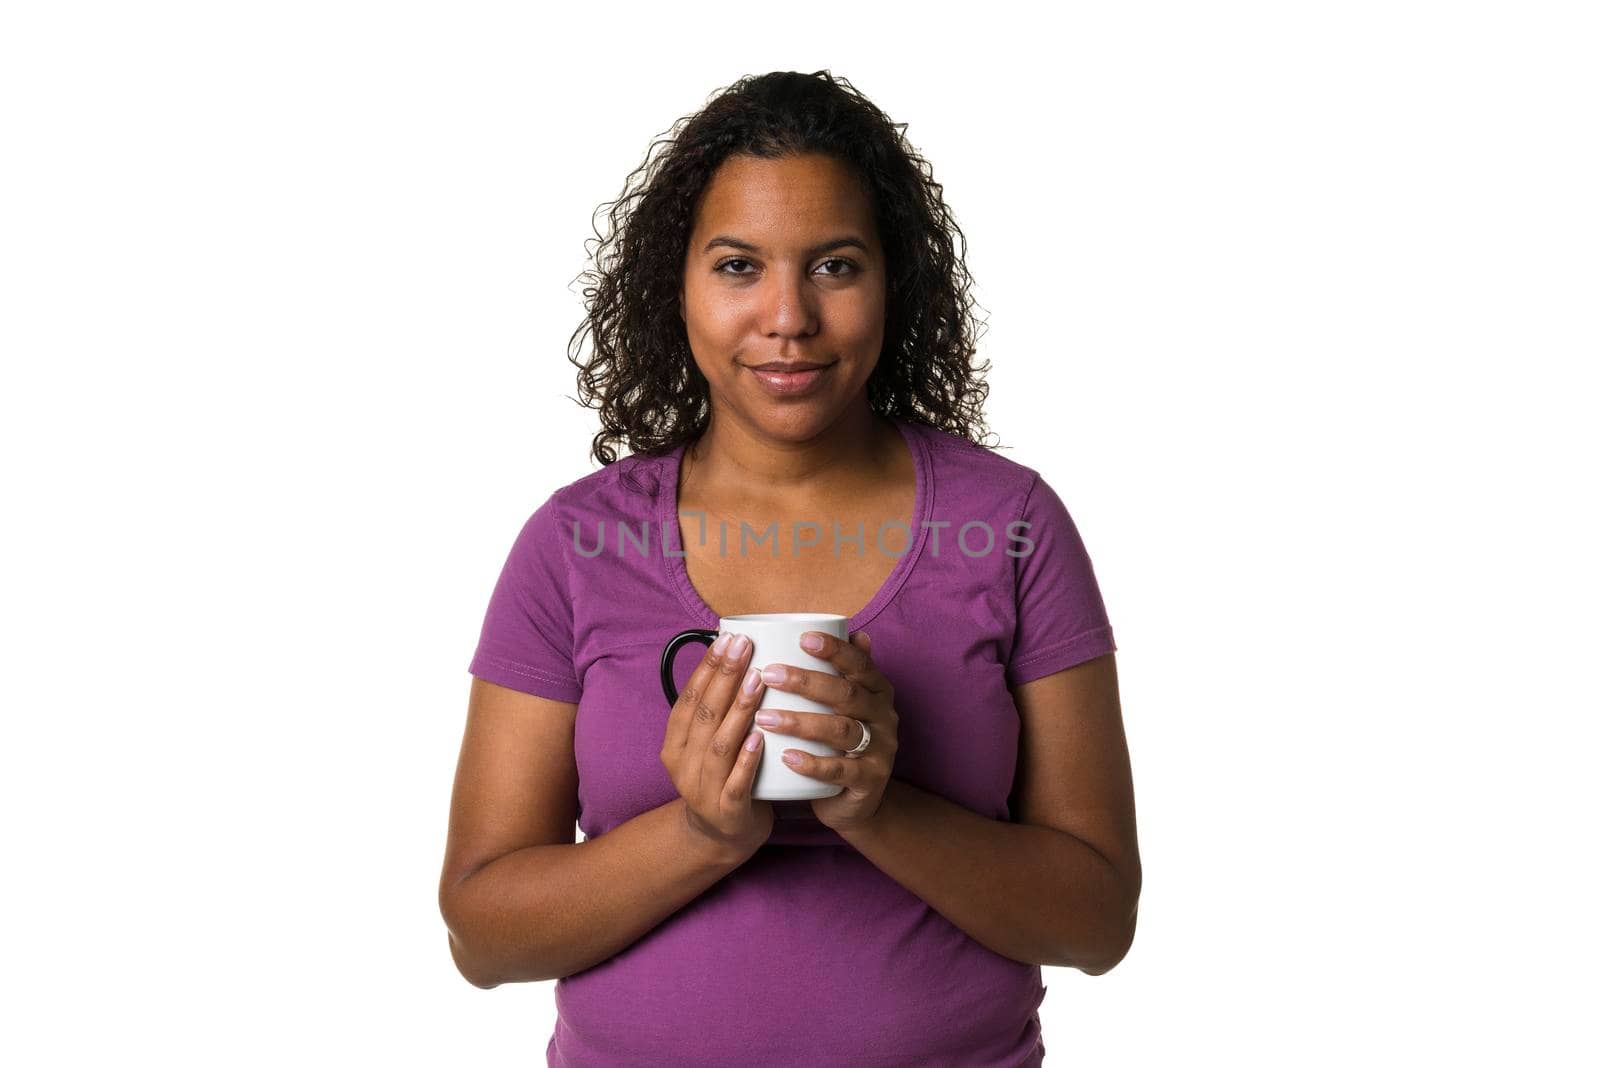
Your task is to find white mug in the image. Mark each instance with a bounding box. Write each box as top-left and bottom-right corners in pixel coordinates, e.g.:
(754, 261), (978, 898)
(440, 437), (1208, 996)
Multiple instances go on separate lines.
(660, 612), (850, 801)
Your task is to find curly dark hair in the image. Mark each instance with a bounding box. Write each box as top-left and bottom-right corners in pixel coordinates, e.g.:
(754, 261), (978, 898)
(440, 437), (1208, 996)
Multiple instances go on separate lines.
(565, 69), (998, 467)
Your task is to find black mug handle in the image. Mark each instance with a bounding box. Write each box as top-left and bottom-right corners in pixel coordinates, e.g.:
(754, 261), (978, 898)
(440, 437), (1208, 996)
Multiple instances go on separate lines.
(660, 628), (721, 706)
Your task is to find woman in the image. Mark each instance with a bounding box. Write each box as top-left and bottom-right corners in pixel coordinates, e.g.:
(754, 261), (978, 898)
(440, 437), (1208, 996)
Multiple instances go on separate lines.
(439, 70), (1141, 1067)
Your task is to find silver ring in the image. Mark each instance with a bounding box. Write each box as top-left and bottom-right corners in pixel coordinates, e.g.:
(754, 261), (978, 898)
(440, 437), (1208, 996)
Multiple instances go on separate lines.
(843, 719), (871, 758)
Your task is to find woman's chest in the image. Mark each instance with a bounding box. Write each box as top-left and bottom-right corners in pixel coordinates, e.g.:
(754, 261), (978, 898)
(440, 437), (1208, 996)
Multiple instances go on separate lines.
(680, 534), (902, 620)
(675, 490), (916, 620)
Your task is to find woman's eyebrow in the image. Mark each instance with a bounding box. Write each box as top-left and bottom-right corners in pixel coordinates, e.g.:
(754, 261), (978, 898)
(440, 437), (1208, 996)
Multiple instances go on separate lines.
(701, 235), (870, 256)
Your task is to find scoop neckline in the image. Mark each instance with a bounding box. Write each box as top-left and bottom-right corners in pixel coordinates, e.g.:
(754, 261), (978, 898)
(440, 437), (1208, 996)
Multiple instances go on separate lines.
(657, 416), (935, 634)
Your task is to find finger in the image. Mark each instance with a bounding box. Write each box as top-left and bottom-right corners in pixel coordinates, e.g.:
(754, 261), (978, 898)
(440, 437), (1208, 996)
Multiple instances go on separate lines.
(721, 721), (765, 811)
(781, 747), (868, 786)
(754, 710), (865, 753)
(761, 661), (876, 716)
(665, 632), (747, 753)
(683, 632), (754, 759)
(704, 662), (765, 788)
(664, 635), (727, 754)
(799, 629), (890, 695)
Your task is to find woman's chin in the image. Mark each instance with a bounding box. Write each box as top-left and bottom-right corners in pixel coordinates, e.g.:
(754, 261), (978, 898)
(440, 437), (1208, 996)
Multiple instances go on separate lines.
(733, 400), (845, 443)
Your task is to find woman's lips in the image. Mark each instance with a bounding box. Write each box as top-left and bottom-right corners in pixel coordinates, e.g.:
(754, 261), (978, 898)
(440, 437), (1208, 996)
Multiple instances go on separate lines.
(747, 363), (834, 397)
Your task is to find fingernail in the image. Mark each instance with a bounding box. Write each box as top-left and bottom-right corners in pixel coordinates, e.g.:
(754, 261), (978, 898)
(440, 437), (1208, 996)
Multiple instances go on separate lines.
(744, 730), (762, 752)
(729, 634), (750, 656)
(799, 632), (823, 652)
(761, 665), (785, 685)
(782, 751), (803, 767)
(754, 711), (781, 726)
(712, 633), (730, 654)
(742, 668), (762, 694)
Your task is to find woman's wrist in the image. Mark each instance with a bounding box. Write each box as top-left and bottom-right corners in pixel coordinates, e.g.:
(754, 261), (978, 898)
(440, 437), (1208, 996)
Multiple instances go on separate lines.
(674, 798), (759, 870)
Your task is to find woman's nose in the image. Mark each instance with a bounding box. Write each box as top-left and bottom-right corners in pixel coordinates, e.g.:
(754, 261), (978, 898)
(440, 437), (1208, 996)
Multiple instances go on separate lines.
(760, 270), (819, 337)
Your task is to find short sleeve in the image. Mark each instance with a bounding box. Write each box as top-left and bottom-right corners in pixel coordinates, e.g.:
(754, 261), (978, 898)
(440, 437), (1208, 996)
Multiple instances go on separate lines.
(1006, 472), (1118, 687)
(467, 493), (582, 703)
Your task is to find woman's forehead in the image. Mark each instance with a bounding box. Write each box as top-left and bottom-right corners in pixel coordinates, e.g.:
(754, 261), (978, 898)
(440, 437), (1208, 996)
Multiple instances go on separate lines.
(694, 154), (877, 247)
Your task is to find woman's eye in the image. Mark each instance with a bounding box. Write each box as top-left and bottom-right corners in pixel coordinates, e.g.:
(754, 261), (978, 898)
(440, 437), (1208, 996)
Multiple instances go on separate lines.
(713, 257), (856, 277)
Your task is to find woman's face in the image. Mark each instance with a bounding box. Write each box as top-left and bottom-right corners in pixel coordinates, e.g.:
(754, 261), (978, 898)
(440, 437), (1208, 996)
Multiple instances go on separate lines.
(680, 152), (887, 443)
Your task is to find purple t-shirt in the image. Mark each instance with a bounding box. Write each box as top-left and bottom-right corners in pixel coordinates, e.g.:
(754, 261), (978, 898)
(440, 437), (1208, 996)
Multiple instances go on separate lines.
(468, 416), (1117, 1067)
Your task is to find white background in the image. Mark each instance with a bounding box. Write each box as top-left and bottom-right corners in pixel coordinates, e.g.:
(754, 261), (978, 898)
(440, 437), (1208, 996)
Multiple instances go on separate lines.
(4, 2), (1595, 1064)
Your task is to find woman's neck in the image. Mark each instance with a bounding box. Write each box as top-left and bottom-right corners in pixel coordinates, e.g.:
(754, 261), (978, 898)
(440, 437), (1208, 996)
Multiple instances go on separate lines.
(684, 402), (895, 502)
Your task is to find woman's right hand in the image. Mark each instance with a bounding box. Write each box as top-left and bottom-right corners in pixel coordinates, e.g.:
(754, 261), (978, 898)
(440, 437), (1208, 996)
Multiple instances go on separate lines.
(660, 632), (774, 863)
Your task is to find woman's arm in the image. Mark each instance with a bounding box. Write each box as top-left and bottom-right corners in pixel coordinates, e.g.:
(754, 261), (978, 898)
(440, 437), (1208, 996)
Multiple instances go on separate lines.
(439, 678), (750, 987)
(835, 654), (1140, 974)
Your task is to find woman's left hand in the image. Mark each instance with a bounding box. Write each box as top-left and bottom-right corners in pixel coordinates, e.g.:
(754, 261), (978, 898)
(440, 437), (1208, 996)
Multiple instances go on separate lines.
(754, 629), (899, 834)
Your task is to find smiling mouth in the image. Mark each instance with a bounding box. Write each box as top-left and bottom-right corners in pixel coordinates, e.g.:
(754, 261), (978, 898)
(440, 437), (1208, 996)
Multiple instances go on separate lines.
(743, 361), (836, 396)
(744, 360), (835, 372)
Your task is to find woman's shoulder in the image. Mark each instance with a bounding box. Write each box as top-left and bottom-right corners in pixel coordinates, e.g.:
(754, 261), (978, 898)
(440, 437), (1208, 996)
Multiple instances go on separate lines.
(534, 448), (673, 519)
(498, 450), (671, 575)
(901, 417), (1044, 507)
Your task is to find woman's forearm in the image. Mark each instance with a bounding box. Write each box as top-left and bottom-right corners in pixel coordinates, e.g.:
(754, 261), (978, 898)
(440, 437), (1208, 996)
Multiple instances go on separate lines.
(442, 798), (748, 986)
(835, 778), (1139, 973)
